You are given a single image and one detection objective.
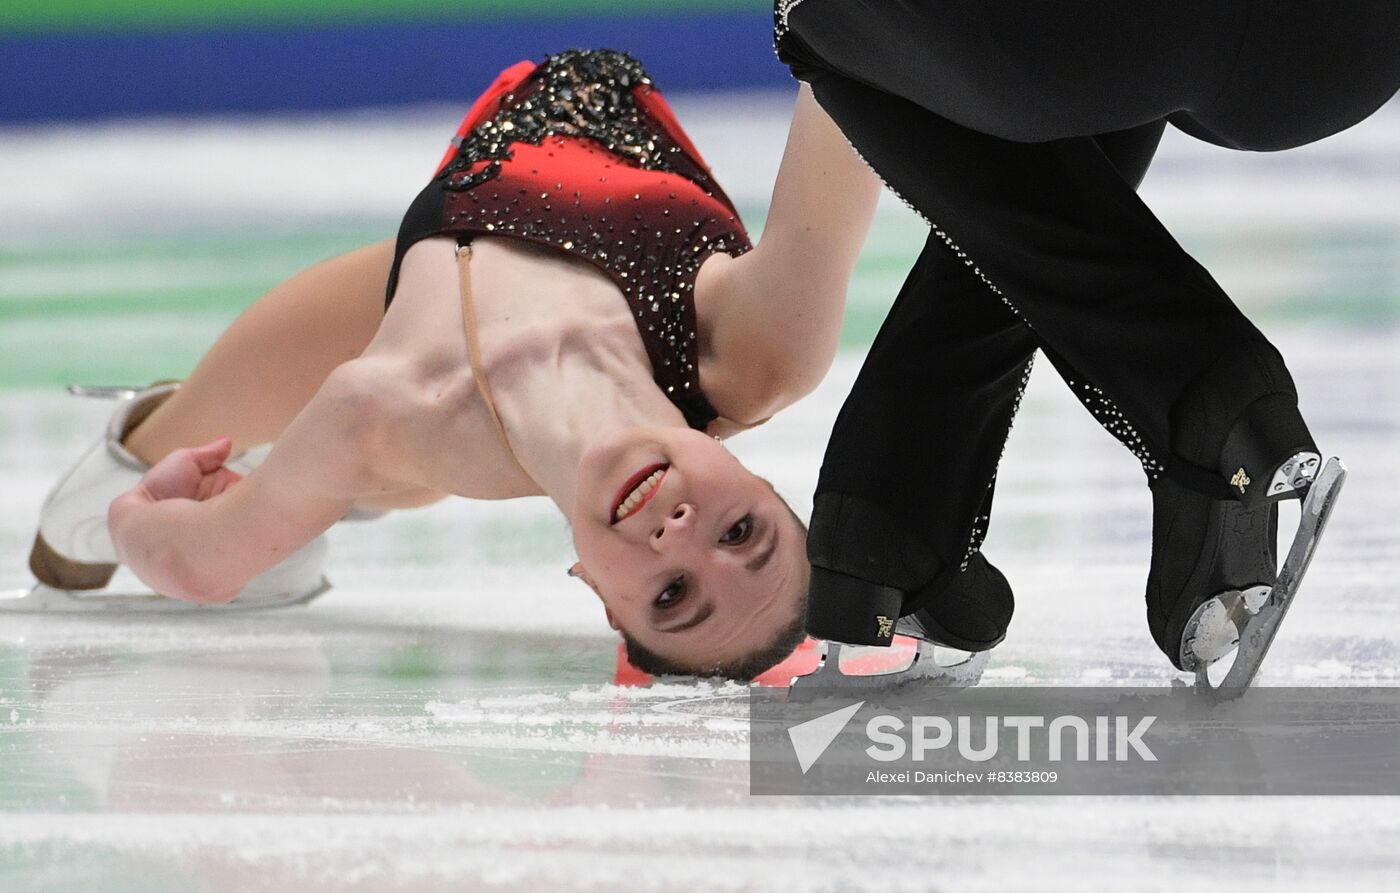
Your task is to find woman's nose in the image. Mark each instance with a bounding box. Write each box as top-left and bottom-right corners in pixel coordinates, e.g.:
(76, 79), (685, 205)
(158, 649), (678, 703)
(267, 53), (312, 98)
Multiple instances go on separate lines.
(650, 503), (694, 549)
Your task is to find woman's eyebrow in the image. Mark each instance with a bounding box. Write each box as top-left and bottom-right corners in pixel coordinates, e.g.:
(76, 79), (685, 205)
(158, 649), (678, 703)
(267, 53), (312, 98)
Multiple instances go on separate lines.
(656, 601), (713, 634)
(745, 528), (778, 574)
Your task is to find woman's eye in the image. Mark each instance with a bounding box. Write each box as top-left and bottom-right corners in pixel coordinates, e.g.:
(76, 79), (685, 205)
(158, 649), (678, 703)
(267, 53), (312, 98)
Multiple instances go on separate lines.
(654, 576), (686, 609)
(719, 514), (754, 545)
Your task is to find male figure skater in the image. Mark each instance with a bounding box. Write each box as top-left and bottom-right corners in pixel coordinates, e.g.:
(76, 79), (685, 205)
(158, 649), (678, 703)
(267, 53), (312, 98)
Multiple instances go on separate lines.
(781, 1), (1398, 689)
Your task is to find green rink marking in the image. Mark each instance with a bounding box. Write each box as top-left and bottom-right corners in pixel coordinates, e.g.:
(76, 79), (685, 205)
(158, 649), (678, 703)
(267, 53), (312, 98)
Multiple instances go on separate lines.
(0, 223), (392, 269)
(1, 1), (753, 34)
(1, 320), (234, 389)
(2, 285), (277, 320)
(2, 215), (1396, 388)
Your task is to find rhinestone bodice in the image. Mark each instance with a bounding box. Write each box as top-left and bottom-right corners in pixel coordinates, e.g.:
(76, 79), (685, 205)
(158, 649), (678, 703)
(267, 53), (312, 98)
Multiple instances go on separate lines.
(388, 50), (752, 430)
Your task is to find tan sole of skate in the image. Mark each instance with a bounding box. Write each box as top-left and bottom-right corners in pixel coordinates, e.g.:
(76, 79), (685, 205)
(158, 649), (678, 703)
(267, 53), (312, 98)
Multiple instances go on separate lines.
(29, 533), (117, 590)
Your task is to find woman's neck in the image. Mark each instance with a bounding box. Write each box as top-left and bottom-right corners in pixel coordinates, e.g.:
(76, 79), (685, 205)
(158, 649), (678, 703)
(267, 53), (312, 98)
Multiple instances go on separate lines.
(465, 245), (692, 518)
(495, 332), (689, 519)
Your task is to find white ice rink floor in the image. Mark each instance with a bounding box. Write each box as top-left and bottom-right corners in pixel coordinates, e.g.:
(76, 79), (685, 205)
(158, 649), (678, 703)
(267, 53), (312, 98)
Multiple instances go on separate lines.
(2, 93), (1399, 890)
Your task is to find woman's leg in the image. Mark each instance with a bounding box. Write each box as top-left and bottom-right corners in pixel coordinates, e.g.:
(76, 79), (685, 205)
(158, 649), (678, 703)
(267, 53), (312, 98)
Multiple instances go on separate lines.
(31, 239), (412, 592)
(123, 239), (396, 464)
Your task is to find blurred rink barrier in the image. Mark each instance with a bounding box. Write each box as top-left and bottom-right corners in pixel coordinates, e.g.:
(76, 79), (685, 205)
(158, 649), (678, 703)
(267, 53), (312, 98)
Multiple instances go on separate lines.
(0, 0), (784, 123)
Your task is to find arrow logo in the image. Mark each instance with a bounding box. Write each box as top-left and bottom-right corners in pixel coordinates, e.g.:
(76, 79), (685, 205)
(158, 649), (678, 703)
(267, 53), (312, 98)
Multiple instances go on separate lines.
(787, 701), (865, 774)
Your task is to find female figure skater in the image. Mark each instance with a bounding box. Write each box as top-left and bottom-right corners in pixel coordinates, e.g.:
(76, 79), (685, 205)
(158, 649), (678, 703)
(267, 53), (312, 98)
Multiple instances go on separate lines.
(27, 50), (881, 680)
(779, 1), (1397, 688)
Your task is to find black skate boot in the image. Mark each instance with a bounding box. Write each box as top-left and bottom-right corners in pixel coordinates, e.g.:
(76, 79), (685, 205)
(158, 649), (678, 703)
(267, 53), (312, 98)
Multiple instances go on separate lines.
(1156, 348), (1347, 696)
(1149, 476), (1279, 671)
(792, 494), (1009, 691)
(896, 553), (1013, 654)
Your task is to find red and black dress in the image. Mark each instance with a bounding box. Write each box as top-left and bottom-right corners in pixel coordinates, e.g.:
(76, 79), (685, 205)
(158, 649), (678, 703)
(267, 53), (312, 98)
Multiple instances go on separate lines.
(388, 49), (752, 431)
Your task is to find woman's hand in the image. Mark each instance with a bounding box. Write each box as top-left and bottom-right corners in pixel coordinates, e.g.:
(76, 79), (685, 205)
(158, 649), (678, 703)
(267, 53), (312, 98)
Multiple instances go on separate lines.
(135, 436), (244, 504)
(110, 359), (394, 603)
(107, 436), (245, 603)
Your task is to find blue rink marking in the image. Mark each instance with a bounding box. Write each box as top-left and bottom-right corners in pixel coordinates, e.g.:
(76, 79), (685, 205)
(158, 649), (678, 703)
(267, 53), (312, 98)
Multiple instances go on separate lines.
(0, 11), (785, 123)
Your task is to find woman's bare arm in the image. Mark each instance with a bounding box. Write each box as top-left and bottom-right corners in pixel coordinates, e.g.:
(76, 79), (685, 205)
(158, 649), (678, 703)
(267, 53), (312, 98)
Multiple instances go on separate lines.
(703, 83), (882, 420)
(108, 359), (408, 602)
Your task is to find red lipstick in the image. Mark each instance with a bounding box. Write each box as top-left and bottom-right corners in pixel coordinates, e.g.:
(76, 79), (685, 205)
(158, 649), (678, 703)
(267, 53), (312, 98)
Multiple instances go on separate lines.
(610, 463), (669, 525)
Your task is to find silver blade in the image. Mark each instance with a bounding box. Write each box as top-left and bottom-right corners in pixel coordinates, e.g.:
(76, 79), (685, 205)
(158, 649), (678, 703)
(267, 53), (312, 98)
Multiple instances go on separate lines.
(65, 385), (141, 400)
(1197, 456), (1347, 697)
(790, 639), (988, 697)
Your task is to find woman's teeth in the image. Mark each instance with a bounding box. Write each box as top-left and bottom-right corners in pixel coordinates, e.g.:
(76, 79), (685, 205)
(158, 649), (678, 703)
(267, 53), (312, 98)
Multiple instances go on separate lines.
(615, 468), (665, 522)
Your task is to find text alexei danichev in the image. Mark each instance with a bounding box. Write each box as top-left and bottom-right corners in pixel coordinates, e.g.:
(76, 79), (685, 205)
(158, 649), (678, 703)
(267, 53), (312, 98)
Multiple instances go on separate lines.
(868, 770), (986, 784)
(864, 770), (1058, 785)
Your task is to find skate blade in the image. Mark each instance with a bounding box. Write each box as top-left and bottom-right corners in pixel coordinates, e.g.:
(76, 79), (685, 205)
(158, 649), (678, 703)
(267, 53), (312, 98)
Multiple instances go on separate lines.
(1193, 456), (1347, 698)
(65, 385), (141, 400)
(1180, 584), (1272, 671)
(0, 579), (331, 614)
(789, 639), (988, 699)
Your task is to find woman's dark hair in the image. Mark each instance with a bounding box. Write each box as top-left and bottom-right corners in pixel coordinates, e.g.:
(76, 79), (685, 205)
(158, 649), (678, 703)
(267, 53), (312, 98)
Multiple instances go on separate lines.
(620, 606), (809, 682)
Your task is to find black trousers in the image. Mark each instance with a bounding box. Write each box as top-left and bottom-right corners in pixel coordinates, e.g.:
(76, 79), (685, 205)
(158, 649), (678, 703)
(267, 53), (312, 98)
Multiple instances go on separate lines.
(785, 1), (1400, 586)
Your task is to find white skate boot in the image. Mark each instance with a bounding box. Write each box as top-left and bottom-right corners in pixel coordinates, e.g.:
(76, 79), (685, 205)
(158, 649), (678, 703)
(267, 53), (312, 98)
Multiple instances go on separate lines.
(4, 384), (330, 613)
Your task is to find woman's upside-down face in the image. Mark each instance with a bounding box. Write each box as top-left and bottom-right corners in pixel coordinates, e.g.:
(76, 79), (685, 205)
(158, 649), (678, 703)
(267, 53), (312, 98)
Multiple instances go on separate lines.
(570, 426), (808, 674)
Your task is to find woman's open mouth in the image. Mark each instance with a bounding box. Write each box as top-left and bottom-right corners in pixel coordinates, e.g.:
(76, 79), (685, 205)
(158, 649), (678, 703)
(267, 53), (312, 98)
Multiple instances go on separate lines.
(610, 463), (668, 524)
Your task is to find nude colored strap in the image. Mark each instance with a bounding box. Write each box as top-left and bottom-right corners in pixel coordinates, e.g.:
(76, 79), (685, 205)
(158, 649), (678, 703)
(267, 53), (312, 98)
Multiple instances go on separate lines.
(457, 244), (534, 482)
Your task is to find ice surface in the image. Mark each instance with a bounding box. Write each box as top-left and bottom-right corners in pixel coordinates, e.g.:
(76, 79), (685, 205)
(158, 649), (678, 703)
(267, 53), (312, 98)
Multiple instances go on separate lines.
(4, 329), (1399, 889)
(2, 94), (1399, 890)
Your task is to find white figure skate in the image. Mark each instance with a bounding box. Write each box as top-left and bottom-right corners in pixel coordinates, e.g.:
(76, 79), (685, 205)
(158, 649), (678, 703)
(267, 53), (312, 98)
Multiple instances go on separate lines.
(3, 384), (330, 613)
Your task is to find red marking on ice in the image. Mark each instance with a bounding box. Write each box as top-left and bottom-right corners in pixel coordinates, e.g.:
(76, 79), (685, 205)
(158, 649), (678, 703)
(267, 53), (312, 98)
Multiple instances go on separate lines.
(614, 636), (920, 688)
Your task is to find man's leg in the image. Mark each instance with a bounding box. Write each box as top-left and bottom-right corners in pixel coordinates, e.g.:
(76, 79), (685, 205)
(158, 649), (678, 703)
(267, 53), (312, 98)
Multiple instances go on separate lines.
(813, 67), (1282, 467)
(799, 66), (1315, 663)
(807, 227), (1035, 625)
(806, 231), (1034, 648)
(784, 0), (1392, 671)
(808, 122), (1166, 648)
(781, 0), (1395, 477)
(790, 59), (1368, 670)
